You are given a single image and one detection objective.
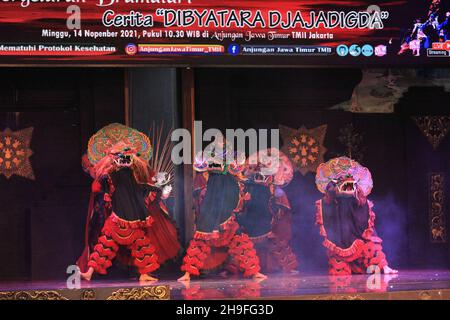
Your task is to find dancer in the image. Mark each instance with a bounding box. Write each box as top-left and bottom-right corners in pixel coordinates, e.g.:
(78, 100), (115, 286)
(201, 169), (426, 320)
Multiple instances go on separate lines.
(438, 12), (450, 40)
(77, 123), (180, 282)
(231, 148), (298, 274)
(178, 140), (266, 282)
(398, 18), (426, 56)
(315, 157), (398, 275)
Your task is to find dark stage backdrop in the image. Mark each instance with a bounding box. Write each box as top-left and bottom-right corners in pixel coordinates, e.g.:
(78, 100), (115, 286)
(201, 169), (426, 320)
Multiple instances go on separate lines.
(0, 68), (125, 280)
(195, 68), (450, 271)
(397, 88), (450, 268)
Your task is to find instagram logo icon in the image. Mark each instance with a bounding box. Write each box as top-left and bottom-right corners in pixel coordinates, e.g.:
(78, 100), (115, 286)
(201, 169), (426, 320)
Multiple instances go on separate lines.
(125, 43), (138, 56)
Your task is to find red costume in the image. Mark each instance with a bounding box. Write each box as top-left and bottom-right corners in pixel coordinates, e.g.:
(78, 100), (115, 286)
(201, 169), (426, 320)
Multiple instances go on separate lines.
(77, 123), (180, 279)
(231, 148), (298, 273)
(180, 144), (262, 279)
(315, 157), (396, 275)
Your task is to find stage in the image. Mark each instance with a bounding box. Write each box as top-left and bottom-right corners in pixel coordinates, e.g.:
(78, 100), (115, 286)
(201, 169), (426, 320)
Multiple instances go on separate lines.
(0, 270), (449, 300)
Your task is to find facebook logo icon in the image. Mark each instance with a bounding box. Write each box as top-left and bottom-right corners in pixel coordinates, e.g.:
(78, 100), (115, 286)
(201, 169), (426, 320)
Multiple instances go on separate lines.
(228, 44), (240, 55)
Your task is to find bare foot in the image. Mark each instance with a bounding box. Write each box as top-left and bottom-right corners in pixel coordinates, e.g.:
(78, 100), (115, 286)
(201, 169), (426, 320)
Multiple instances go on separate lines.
(383, 273), (399, 285)
(178, 272), (191, 282)
(80, 267), (94, 281)
(383, 266), (398, 274)
(253, 272), (267, 281)
(180, 281), (191, 290)
(139, 274), (158, 282)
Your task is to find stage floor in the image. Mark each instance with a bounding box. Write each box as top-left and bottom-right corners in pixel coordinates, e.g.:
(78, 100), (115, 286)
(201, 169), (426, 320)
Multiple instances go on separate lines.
(1, 270), (450, 300)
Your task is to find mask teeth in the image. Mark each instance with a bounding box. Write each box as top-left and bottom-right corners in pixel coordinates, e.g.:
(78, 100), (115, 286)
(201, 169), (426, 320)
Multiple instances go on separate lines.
(254, 173), (268, 184)
(339, 181), (355, 193)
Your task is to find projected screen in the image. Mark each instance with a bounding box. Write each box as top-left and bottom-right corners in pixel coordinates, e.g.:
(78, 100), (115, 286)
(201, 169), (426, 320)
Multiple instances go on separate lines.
(0, 0), (449, 66)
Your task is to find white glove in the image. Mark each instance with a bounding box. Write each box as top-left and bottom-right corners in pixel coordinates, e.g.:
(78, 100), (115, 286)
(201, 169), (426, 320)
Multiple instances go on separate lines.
(162, 185), (172, 199)
(153, 172), (170, 187)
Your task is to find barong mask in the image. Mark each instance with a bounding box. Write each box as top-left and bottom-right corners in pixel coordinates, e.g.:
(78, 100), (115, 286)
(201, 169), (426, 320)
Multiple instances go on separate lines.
(109, 142), (136, 168)
(315, 156), (373, 203)
(193, 140), (245, 175)
(87, 123), (152, 180)
(244, 148), (294, 187)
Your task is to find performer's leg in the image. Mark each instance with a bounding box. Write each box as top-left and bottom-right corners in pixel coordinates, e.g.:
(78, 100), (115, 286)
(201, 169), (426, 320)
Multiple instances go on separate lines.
(253, 241), (270, 273)
(328, 256), (352, 276)
(269, 237), (298, 273)
(82, 234), (120, 280)
(349, 258), (366, 274)
(129, 230), (160, 281)
(362, 241), (385, 270)
(179, 238), (212, 282)
(222, 258), (240, 277)
(228, 233), (266, 279)
(362, 241), (397, 274)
